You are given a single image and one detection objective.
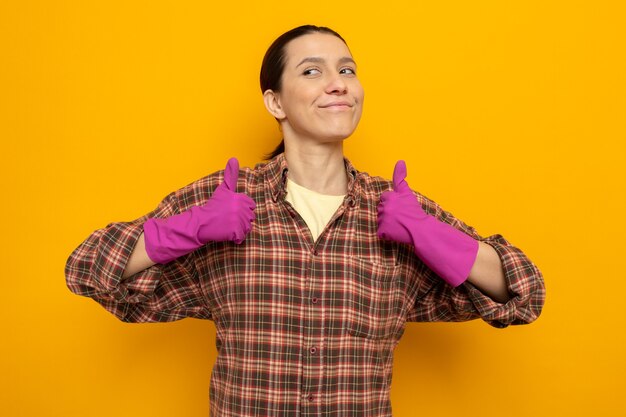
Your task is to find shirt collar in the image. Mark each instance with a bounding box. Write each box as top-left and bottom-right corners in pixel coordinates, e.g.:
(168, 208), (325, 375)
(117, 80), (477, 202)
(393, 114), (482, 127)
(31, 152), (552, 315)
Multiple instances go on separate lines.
(266, 153), (359, 207)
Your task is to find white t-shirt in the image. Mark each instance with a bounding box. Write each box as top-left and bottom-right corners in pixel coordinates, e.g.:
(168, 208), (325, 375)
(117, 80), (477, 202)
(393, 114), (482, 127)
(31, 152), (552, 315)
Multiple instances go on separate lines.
(285, 178), (346, 241)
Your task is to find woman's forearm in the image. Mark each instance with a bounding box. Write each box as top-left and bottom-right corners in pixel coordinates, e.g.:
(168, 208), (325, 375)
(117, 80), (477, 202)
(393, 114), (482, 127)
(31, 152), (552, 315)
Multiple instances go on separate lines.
(122, 233), (156, 279)
(467, 241), (511, 303)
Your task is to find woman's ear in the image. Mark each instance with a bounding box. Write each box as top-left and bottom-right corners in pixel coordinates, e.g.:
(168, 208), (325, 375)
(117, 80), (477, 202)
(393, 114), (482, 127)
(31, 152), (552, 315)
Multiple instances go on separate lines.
(263, 89), (286, 120)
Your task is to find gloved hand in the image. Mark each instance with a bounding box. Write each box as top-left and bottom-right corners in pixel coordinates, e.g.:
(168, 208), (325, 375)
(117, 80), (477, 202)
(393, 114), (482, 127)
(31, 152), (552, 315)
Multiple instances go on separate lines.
(143, 157), (256, 264)
(377, 160), (478, 287)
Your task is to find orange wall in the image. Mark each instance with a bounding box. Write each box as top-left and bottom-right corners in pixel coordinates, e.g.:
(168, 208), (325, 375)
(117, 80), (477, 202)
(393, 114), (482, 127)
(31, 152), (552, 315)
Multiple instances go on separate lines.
(2, 1), (625, 416)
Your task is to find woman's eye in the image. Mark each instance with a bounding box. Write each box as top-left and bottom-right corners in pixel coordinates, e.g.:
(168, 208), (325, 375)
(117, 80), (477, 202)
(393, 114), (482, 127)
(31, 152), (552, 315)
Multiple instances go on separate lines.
(340, 67), (356, 75)
(303, 68), (321, 76)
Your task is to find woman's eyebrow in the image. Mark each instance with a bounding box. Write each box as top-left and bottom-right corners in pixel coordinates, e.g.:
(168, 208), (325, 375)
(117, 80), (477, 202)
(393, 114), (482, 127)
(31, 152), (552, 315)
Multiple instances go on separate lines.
(295, 56), (357, 68)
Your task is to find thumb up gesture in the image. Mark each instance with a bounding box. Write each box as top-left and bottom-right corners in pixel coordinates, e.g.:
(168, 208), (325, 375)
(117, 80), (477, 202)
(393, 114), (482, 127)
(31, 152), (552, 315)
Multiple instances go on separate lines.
(376, 160), (478, 287)
(144, 158), (256, 264)
(377, 160), (427, 245)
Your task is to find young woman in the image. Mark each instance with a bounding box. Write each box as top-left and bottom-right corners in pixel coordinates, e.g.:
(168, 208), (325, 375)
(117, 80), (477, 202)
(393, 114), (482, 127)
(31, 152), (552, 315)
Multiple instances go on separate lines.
(66, 25), (545, 417)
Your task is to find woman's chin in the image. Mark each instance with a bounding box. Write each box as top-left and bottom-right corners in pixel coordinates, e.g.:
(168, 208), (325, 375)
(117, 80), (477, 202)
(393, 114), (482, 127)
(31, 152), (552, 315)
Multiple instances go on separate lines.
(321, 126), (357, 142)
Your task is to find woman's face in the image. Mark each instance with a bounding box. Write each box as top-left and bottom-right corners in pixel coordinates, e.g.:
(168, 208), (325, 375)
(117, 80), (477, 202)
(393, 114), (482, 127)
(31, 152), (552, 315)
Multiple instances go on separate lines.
(271, 33), (364, 144)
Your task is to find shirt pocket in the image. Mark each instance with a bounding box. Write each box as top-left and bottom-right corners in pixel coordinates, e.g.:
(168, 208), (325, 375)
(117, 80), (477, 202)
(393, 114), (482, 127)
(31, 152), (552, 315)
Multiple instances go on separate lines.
(344, 256), (404, 340)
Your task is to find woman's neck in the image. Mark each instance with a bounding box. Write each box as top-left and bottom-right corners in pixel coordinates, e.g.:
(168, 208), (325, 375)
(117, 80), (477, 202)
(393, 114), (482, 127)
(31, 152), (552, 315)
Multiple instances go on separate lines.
(283, 141), (348, 196)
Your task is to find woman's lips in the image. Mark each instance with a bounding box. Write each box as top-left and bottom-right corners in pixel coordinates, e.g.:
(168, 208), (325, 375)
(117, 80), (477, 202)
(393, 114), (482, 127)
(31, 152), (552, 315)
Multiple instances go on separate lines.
(319, 102), (353, 109)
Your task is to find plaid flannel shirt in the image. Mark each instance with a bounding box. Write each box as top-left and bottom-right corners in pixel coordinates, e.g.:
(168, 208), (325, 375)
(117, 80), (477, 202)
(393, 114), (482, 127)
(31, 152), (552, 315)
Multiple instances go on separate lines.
(66, 153), (545, 416)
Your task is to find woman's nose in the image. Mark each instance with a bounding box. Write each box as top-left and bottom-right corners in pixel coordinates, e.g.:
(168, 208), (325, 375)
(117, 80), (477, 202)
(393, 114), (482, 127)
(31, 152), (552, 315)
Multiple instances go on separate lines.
(325, 74), (348, 95)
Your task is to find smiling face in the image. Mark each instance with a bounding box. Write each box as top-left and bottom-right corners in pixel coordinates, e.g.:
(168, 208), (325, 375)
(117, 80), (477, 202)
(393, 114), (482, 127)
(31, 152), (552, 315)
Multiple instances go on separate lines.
(264, 32), (364, 145)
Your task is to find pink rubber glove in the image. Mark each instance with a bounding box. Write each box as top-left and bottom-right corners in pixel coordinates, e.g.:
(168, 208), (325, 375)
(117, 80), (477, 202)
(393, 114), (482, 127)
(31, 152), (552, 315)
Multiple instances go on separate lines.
(143, 158), (256, 264)
(377, 160), (478, 287)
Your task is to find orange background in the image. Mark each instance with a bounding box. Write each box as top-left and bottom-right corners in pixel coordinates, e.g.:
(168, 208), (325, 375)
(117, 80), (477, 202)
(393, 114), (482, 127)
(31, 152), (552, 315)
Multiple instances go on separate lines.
(2, 1), (625, 416)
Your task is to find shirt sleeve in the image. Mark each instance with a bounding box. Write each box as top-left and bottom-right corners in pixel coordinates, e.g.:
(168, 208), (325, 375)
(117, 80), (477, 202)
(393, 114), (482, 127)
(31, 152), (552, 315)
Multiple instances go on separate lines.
(405, 191), (546, 328)
(65, 179), (217, 323)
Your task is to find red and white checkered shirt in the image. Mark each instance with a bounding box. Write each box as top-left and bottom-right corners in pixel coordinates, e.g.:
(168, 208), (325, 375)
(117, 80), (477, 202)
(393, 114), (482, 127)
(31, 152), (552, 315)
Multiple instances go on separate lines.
(66, 153), (545, 416)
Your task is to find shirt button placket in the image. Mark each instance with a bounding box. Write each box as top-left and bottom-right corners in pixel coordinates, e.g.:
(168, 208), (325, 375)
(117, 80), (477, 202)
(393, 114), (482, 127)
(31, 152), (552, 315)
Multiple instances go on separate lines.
(302, 250), (322, 415)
